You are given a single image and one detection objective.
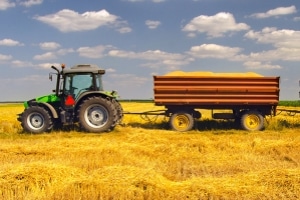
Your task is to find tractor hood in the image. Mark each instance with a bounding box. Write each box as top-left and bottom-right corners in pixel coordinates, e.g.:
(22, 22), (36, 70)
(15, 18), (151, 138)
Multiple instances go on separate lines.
(24, 94), (60, 108)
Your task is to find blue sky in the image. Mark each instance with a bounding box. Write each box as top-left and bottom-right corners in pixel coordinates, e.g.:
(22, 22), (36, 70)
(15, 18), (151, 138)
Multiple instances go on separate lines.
(0, 0), (299, 101)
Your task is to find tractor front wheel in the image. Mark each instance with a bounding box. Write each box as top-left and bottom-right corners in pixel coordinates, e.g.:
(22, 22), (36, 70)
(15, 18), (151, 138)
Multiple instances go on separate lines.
(78, 97), (116, 133)
(21, 106), (53, 133)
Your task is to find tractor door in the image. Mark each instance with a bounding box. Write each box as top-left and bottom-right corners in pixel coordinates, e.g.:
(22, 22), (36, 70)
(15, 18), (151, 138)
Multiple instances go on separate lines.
(63, 73), (94, 99)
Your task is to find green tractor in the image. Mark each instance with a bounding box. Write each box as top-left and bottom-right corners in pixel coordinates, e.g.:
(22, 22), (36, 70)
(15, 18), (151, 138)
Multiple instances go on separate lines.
(18, 64), (123, 133)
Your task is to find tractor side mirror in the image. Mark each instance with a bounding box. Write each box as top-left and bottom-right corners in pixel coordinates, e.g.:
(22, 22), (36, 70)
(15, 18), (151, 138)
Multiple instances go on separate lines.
(49, 74), (52, 81)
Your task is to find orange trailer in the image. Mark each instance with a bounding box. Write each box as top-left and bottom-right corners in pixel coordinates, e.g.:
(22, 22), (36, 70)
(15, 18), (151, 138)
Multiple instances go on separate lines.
(153, 72), (280, 131)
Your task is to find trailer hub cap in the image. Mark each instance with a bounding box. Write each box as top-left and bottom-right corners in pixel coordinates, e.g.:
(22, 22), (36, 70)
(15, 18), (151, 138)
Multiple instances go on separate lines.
(174, 115), (190, 130)
(245, 114), (260, 129)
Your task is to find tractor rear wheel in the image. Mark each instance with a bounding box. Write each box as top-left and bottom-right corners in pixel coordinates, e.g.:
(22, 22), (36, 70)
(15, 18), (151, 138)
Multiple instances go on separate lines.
(21, 106), (53, 133)
(112, 99), (123, 127)
(169, 112), (194, 132)
(78, 96), (116, 133)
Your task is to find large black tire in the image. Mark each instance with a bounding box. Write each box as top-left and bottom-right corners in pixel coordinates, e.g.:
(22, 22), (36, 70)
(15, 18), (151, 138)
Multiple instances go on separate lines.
(112, 99), (123, 127)
(78, 97), (116, 133)
(21, 106), (53, 133)
(169, 112), (194, 132)
(240, 110), (264, 131)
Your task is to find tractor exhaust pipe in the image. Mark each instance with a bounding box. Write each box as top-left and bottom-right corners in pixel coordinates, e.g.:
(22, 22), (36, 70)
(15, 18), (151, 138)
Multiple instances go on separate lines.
(51, 66), (60, 96)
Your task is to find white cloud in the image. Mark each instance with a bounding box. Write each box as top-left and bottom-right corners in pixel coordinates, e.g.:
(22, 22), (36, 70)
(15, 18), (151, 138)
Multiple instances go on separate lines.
(243, 61), (281, 69)
(152, 0), (165, 2)
(33, 52), (57, 60)
(145, 20), (161, 29)
(57, 48), (74, 56)
(247, 48), (300, 62)
(244, 28), (300, 61)
(182, 12), (250, 38)
(39, 42), (61, 50)
(187, 44), (242, 59)
(106, 68), (116, 73)
(0, 53), (12, 61)
(34, 9), (131, 33)
(250, 5), (297, 19)
(116, 26), (132, 33)
(33, 48), (74, 60)
(19, 0), (43, 7)
(0, 0), (15, 10)
(124, 0), (165, 2)
(77, 45), (113, 58)
(0, 38), (24, 46)
(108, 49), (185, 61)
(108, 73), (149, 86)
(11, 60), (33, 67)
(108, 49), (193, 70)
(245, 27), (300, 49)
(37, 63), (61, 69)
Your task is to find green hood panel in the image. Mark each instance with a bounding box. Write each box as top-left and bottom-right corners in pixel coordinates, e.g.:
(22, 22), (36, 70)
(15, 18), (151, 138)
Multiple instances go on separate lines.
(36, 94), (60, 102)
(24, 94), (60, 108)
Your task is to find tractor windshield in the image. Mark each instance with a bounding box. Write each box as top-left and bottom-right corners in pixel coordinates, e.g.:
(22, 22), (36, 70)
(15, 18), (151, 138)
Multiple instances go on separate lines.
(63, 73), (103, 98)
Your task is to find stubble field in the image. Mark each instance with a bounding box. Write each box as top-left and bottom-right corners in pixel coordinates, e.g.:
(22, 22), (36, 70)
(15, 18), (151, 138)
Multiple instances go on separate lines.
(0, 102), (299, 199)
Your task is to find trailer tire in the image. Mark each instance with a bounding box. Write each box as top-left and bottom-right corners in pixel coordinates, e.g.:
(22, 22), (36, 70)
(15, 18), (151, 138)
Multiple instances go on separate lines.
(169, 112), (194, 132)
(240, 110), (264, 131)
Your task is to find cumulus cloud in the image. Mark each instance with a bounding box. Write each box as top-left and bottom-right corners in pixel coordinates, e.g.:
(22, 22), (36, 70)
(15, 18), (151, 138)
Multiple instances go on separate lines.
(37, 63), (61, 69)
(33, 48), (74, 60)
(108, 73), (149, 86)
(182, 12), (250, 38)
(124, 0), (165, 2)
(0, 0), (15, 10)
(106, 68), (116, 73)
(19, 0), (43, 7)
(0, 39), (24, 46)
(245, 27), (300, 49)
(145, 20), (161, 29)
(243, 61), (281, 69)
(34, 9), (131, 33)
(39, 42), (61, 50)
(77, 45), (113, 58)
(0, 53), (12, 61)
(244, 27), (300, 61)
(108, 49), (193, 70)
(250, 5), (297, 19)
(11, 60), (34, 68)
(187, 44), (242, 59)
(33, 52), (57, 60)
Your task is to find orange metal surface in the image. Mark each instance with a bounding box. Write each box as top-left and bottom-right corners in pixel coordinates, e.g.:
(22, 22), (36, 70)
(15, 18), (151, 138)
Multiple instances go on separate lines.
(153, 76), (280, 106)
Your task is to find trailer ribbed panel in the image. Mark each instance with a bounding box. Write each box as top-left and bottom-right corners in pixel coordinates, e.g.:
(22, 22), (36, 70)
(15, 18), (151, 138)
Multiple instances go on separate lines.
(153, 76), (280, 107)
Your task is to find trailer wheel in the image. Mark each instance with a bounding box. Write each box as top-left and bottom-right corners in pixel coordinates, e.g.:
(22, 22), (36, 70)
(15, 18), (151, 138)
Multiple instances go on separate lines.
(240, 110), (264, 131)
(170, 112), (194, 132)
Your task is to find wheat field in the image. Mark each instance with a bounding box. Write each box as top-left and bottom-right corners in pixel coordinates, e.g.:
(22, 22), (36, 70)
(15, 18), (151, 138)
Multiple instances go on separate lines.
(0, 103), (299, 199)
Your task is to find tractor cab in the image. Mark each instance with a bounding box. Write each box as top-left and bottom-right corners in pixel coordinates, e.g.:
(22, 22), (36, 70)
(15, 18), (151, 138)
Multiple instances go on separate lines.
(50, 64), (107, 107)
(62, 64), (105, 100)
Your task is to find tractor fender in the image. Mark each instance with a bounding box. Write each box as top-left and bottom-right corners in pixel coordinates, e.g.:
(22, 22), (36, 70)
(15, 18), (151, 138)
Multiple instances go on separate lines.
(76, 91), (112, 103)
(39, 102), (59, 119)
(74, 91), (113, 112)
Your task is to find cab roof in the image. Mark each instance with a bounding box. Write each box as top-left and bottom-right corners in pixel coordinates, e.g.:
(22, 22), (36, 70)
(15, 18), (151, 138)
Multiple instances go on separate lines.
(62, 64), (105, 74)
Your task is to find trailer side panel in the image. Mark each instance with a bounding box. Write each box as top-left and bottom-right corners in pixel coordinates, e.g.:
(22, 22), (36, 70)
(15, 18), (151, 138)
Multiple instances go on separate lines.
(153, 76), (280, 107)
